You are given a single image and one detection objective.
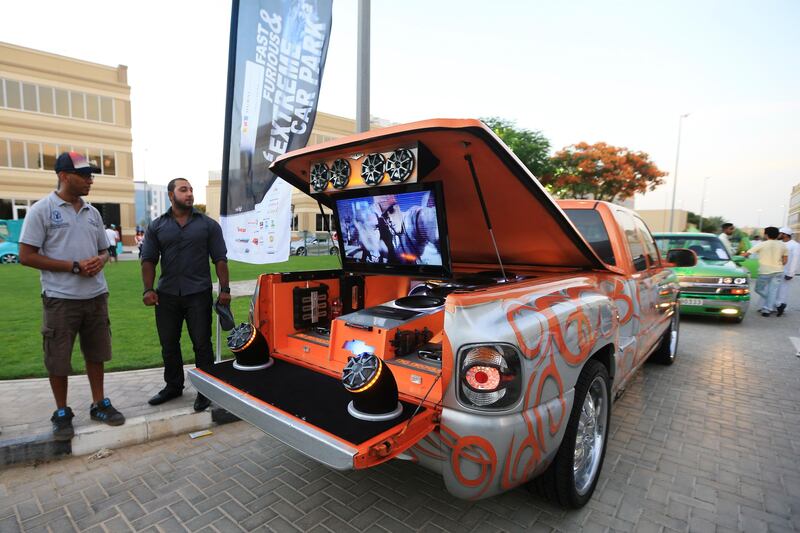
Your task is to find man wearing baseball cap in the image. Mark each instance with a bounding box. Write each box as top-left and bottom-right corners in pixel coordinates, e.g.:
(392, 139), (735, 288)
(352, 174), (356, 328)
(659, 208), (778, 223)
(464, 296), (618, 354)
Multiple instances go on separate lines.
(19, 151), (125, 441)
(776, 226), (800, 317)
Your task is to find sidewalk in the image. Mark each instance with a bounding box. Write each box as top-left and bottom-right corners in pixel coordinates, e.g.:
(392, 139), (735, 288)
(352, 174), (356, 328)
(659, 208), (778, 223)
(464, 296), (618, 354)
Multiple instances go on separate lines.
(0, 365), (237, 467)
(0, 278), (257, 468)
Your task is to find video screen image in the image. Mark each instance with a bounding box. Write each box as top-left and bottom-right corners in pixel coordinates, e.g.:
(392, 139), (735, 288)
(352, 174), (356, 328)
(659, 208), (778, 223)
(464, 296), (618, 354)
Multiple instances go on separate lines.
(336, 190), (442, 266)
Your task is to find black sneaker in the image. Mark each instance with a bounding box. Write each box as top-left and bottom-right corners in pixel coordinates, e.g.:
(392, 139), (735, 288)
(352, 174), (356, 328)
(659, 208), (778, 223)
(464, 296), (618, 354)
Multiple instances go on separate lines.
(90, 398), (125, 426)
(51, 407), (74, 441)
(777, 304), (786, 317)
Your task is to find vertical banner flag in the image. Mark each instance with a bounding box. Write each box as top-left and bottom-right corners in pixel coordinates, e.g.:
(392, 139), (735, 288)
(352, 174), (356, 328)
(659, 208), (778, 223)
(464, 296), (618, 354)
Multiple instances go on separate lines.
(220, 0), (333, 263)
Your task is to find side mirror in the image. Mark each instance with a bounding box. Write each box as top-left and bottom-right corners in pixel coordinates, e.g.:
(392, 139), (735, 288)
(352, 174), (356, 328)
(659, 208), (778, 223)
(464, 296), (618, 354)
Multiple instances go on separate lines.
(732, 255), (745, 264)
(666, 248), (697, 267)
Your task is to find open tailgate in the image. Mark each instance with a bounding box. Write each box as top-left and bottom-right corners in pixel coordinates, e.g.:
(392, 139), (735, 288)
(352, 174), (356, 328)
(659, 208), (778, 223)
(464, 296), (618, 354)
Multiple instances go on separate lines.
(188, 359), (438, 470)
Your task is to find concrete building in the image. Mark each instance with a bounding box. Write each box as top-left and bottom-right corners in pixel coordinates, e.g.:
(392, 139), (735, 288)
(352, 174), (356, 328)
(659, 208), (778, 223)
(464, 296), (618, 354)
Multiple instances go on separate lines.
(0, 42), (134, 242)
(788, 183), (800, 239)
(134, 181), (169, 228)
(635, 209), (689, 233)
(205, 112), (360, 234)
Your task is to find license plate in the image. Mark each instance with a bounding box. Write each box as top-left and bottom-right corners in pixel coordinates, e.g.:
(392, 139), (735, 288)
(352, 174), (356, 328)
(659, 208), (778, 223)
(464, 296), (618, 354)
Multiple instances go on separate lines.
(679, 298), (704, 306)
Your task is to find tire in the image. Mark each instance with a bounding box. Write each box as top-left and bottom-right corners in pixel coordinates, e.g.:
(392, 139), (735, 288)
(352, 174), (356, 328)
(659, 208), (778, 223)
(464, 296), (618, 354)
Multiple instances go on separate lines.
(0, 253), (19, 264)
(295, 247), (307, 256)
(648, 311), (679, 365)
(329, 246), (339, 255)
(531, 359), (611, 508)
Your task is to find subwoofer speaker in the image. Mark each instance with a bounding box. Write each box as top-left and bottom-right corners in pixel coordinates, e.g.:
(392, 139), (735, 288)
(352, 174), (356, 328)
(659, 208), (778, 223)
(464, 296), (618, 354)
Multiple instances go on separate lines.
(228, 323), (274, 371)
(342, 353), (403, 421)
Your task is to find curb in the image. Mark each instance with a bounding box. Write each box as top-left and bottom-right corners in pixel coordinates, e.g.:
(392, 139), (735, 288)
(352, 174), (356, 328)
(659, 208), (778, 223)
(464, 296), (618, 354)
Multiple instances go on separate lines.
(0, 406), (238, 468)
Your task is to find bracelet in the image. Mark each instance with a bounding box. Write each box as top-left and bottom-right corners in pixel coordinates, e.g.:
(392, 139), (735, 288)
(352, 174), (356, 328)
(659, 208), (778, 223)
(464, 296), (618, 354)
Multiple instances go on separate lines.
(143, 288), (155, 296)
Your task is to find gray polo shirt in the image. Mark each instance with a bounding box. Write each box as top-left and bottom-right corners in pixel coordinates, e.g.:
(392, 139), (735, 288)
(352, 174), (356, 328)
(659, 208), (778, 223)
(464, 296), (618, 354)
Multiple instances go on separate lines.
(19, 191), (109, 299)
(141, 208), (227, 296)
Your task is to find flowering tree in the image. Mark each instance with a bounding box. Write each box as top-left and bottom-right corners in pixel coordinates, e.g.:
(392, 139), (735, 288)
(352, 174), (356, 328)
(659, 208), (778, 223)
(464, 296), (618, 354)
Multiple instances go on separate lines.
(542, 142), (666, 201)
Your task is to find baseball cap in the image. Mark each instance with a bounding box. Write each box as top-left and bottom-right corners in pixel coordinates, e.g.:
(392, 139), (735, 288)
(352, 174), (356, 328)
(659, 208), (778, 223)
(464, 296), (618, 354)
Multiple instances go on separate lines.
(55, 151), (101, 175)
(779, 226), (793, 236)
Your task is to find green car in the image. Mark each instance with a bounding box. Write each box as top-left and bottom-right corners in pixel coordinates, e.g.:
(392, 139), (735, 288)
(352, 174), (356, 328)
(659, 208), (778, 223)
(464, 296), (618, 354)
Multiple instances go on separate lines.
(654, 232), (751, 322)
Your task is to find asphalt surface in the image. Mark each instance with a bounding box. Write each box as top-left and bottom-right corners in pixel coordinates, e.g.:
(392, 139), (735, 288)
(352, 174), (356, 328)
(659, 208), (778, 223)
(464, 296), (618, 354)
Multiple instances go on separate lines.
(1, 284), (800, 532)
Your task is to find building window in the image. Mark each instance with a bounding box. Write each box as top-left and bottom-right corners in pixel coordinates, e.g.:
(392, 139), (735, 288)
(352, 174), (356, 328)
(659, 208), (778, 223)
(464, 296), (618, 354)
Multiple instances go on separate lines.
(5, 80), (21, 109)
(103, 151), (116, 175)
(70, 91), (85, 119)
(100, 96), (114, 124)
(316, 213), (332, 231)
(22, 83), (37, 112)
(292, 215), (299, 231)
(42, 143), (57, 171)
(54, 88), (69, 116)
(0, 199), (11, 220)
(9, 141), (24, 168)
(86, 94), (99, 121)
(0, 78), (117, 125)
(39, 86), (54, 114)
(25, 142), (41, 169)
(0, 139), (8, 167)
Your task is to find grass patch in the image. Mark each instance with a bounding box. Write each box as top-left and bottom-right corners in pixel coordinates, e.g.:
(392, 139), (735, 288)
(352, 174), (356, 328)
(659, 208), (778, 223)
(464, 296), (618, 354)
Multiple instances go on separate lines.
(0, 255), (339, 379)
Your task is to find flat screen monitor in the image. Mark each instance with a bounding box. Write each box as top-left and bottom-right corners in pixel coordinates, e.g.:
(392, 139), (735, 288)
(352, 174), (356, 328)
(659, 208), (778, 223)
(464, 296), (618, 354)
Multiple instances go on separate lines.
(332, 182), (451, 278)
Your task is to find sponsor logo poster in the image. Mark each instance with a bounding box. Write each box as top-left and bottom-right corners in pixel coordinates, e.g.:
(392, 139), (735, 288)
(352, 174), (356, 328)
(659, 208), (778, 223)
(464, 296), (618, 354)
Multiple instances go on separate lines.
(221, 0), (333, 263)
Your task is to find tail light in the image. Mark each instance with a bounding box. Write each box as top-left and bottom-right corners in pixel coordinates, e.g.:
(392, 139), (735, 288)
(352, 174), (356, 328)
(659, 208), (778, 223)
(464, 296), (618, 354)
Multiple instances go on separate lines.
(458, 344), (522, 409)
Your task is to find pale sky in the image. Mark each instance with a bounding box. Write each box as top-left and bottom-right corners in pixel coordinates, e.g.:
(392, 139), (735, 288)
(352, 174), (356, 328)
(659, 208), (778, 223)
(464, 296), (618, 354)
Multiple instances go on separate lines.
(2, 0), (798, 228)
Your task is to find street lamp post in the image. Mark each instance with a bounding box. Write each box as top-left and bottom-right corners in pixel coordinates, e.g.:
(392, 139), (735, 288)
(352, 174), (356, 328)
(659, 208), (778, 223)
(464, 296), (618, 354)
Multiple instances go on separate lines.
(356, 0), (371, 133)
(668, 113), (690, 232)
(698, 176), (710, 232)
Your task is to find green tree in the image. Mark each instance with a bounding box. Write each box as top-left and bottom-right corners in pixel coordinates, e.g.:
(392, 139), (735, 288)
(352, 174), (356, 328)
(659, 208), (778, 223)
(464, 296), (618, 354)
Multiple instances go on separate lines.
(686, 212), (724, 233)
(481, 117), (553, 177)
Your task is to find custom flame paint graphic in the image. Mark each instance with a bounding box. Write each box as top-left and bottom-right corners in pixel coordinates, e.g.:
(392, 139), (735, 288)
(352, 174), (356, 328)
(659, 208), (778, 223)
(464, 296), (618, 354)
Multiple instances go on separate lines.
(404, 272), (670, 500)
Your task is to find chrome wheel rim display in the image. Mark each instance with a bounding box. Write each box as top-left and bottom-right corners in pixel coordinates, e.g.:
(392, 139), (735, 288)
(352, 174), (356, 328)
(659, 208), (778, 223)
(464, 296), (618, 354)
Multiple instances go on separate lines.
(386, 148), (415, 182)
(361, 153), (386, 185)
(330, 159), (351, 189)
(310, 162), (330, 192)
(574, 375), (608, 495)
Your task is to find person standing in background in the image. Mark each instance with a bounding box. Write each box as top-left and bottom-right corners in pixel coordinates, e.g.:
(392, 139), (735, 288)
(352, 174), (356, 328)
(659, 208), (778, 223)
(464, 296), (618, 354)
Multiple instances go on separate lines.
(18, 151), (125, 440)
(115, 226), (123, 257)
(776, 227), (800, 316)
(140, 178), (230, 411)
(718, 222), (735, 256)
(742, 226), (788, 317)
(105, 224), (119, 263)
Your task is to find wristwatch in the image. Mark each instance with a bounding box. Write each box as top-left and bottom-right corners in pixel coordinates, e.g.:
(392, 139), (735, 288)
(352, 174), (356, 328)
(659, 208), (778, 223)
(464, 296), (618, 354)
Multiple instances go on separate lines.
(220, 286), (231, 294)
(71, 261), (81, 275)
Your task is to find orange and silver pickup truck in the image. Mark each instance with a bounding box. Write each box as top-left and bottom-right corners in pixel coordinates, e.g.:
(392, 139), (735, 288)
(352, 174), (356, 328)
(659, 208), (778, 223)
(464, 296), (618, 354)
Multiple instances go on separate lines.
(188, 119), (695, 508)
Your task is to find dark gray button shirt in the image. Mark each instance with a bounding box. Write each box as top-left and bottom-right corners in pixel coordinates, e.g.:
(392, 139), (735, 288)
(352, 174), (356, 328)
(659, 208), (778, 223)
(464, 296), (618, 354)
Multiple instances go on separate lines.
(141, 209), (227, 296)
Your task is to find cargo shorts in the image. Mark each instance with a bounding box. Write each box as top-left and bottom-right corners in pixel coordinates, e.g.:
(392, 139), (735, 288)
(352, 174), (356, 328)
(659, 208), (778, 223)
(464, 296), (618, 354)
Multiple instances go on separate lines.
(41, 293), (112, 376)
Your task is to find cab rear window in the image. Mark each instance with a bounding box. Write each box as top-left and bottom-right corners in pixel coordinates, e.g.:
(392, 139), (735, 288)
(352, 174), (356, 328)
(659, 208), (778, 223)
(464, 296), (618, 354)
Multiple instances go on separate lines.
(563, 209), (616, 265)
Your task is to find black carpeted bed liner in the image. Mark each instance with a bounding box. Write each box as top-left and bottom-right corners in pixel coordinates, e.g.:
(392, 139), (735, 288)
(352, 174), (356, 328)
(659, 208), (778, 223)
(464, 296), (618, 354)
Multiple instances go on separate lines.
(204, 359), (421, 445)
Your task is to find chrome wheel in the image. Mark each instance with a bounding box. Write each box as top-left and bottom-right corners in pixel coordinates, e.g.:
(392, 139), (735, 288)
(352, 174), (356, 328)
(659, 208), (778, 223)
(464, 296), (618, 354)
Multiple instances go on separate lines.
(0, 253), (18, 264)
(668, 313), (678, 360)
(574, 375), (608, 496)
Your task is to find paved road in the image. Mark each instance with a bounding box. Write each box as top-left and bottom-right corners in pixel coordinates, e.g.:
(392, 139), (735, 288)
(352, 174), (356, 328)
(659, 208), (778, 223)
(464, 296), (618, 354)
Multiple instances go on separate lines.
(2, 298), (800, 532)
